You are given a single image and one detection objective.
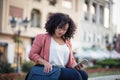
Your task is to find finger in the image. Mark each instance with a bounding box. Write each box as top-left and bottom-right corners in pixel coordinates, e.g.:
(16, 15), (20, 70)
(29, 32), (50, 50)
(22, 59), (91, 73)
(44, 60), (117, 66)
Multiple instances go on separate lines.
(47, 68), (50, 73)
(44, 67), (49, 73)
(76, 66), (80, 70)
(80, 64), (83, 67)
(47, 67), (52, 73)
(74, 66), (77, 69)
(77, 66), (81, 70)
(50, 67), (52, 71)
(77, 66), (80, 70)
(44, 68), (47, 73)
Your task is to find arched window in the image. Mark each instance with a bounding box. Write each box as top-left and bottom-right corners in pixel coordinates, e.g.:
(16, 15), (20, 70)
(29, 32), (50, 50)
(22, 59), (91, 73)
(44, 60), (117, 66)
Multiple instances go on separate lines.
(99, 5), (104, 25)
(91, 3), (97, 23)
(84, 0), (89, 20)
(84, 0), (89, 13)
(31, 9), (41, 28)
(48, 0), (57, 6)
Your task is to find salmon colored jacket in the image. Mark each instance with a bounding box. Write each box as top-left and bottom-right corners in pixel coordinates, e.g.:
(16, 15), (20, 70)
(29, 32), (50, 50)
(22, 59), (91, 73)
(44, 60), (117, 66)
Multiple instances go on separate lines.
(29, 33), (77, 68)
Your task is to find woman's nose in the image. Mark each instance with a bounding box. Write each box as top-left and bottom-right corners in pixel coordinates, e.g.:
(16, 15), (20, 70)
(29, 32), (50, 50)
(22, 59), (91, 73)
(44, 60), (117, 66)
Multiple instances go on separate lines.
(59, 29), (64, 33)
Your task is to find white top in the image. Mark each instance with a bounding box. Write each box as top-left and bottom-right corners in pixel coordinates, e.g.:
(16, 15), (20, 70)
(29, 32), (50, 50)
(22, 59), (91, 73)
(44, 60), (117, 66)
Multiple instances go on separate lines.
(49, 38), (70, 67)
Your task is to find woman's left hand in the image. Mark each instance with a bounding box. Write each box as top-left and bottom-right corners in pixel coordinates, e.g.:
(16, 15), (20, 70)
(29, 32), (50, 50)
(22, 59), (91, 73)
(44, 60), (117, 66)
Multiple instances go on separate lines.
(74, 64), (83, 70)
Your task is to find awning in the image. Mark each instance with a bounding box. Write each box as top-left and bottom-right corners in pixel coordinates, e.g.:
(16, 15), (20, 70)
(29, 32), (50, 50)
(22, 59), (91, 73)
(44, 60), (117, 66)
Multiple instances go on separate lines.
(0, 42), (8, 47)
(74, 47), (110, 60)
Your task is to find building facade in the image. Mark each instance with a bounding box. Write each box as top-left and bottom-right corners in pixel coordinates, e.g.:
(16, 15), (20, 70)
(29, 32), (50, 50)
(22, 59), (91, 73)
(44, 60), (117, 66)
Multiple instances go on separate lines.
(0, 0), (115, 65)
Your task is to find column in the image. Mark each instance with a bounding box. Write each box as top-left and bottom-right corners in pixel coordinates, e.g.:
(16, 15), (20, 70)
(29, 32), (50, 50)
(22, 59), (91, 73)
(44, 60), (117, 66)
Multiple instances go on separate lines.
(0, 0), (3, 32)
(108, 0), (113, 44)
(109, 0), (113, 30)
(89, 0), (92, 22)
(96, 4), (100, 24)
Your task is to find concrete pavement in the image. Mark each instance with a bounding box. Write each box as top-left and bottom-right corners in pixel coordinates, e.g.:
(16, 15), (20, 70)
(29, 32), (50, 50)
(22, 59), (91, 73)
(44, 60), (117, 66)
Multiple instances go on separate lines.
(88, 74), (120, 80)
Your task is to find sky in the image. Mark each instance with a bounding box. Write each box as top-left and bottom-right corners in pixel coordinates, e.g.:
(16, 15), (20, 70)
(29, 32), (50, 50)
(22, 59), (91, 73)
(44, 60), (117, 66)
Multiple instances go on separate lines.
(113, 0), (120, 34)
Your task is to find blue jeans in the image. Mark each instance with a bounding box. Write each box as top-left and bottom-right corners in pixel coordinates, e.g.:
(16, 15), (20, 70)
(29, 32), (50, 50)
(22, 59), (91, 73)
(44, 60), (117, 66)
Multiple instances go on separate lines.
(59, 68), (88, 80)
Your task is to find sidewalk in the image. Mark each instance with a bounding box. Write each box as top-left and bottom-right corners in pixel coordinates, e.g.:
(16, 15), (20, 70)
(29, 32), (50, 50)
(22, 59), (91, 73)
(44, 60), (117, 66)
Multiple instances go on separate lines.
(88, 74), (120, 80)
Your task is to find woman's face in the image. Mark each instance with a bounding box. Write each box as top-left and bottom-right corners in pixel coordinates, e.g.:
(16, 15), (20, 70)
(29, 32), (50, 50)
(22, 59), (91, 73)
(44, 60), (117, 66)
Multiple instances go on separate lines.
(54, 23), (69, 38)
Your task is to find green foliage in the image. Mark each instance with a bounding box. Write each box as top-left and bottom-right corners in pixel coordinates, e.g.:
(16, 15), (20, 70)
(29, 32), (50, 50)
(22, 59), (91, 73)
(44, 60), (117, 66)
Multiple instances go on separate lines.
(12, 33), (23, 43)
(95, 59), (120, 68)
(0, 61), (15, 73)
(87, 65), (102, 69)
(86, 59), (120, 69)
(14, 37), (23, 43)
(21, 61), (34, 72)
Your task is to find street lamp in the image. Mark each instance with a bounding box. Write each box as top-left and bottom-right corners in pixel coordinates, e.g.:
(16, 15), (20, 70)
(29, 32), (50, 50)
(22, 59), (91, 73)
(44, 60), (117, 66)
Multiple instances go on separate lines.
(105, 35), (112, 58)
(10, 17), (29, 73)
(105, 34), (117, 59)
(112, 34), (117, 49)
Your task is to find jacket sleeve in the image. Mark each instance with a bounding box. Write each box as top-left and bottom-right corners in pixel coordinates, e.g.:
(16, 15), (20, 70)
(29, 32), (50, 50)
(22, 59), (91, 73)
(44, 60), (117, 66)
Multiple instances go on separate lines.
(29, 34), (44, 63)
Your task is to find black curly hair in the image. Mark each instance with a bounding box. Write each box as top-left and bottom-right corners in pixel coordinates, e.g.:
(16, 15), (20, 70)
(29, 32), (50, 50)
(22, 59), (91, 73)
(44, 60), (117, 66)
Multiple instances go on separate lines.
(45, 13), (76, 39)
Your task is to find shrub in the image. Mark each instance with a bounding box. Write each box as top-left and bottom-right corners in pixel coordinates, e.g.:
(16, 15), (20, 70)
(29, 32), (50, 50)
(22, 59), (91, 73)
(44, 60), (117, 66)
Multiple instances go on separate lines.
(87, 65), (102, 69)
(21, 61), (34, 72)
(95, 59), (120, 68)
(0, 61), (15, 73)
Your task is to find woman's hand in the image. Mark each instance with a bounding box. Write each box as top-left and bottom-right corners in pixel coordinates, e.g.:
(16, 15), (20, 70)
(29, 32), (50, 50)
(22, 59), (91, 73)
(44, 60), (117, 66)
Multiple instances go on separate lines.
(38, 57), (52, 73)
(44, 62), (52, 73)
(74, 63), (83, 70)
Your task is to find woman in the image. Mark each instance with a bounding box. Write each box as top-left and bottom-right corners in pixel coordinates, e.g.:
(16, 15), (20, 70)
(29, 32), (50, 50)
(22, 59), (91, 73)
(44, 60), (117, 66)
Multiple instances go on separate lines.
(29, 13), (88, 80)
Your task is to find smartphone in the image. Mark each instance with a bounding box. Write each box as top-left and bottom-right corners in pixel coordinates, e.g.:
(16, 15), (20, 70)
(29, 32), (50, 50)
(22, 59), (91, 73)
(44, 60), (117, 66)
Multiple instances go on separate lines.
(74, 59), (88, 68)
(79, 59), (88, 64)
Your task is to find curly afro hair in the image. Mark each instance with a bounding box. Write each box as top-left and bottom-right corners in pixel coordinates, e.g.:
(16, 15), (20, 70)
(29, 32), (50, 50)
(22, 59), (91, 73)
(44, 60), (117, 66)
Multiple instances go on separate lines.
(45, 13), (76, 39)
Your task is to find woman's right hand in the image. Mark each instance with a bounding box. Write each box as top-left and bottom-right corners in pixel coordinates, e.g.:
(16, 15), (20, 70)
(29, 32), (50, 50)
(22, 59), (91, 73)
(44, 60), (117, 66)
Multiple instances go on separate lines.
(44, 62), (52, 73)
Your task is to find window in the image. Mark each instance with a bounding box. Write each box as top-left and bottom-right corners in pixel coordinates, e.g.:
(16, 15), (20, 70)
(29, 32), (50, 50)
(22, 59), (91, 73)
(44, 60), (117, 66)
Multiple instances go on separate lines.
(14, 42), (25, 65)
(84, 32), (91, 42)
(31, 9), (41, 28)
(104, 7), (109, 28)
(9, 5), (23, 26)
(0, 42), (8, 62)
(9, 6), (23, 18)
(99, 5), (104, 25)
(62, 0), (72, 9)
(83, 32), (87, 42)
(84, 0), (89, 20)
(105, 34), (109, 44)
(93, 33), (96, 42)
(91, 3), (97, 23)
(102, 35), (105, 44)
(97, 35), (102, 43)
(88, 34), (91, 42)
(48, 0), (57, 6)
(84, 0), (89, 12)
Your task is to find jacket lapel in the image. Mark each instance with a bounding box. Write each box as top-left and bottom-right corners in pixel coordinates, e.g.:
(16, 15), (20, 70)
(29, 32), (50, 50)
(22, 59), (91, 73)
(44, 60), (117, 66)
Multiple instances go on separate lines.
(44, 33), (51, 61)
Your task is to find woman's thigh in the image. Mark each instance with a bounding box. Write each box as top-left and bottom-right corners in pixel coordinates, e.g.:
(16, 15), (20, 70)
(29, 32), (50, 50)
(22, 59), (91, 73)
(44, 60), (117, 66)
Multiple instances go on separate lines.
(77, 70), (88, 80)
(60, 68), (83, 80)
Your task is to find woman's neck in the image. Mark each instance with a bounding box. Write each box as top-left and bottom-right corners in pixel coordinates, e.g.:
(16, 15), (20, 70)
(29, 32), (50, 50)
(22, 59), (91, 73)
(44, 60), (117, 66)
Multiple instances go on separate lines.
(52, 35), (65, 45)
(52, 34), (62, 39)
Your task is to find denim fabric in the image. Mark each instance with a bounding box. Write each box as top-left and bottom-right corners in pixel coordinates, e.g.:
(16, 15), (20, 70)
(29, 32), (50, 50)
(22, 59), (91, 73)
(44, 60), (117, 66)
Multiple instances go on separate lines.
(59, 68), (88, 80)
(26, 65), (61, 80)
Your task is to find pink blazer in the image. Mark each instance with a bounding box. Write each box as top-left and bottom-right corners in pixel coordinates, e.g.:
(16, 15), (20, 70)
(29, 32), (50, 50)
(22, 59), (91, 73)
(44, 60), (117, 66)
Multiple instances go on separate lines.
(29, 33), (77, 68)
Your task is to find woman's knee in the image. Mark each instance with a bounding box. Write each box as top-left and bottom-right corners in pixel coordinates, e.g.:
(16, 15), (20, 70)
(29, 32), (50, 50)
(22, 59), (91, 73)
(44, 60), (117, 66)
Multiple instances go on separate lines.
(78, 70), (88, 80)
(71, 69), (82, 78)
(60, 68), (82, 80)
